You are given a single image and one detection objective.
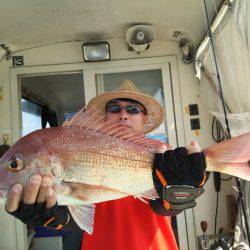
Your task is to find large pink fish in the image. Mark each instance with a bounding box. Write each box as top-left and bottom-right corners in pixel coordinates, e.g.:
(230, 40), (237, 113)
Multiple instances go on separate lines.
(0, 108), (249, 233)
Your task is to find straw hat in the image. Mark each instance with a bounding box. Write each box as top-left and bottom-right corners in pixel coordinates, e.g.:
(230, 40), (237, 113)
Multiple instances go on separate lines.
(87, 80), (164, 133)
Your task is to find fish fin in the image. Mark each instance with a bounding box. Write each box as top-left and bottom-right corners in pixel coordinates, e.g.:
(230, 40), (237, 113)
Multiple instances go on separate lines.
(134, 188), (159, 202)
(63, 106), (140, 139)
(204, 132), (250, 163)
(67, 204), (95, 234)
(133, 195), (149, 204)
(59, 182), (129, 204)
(62, 107), (103, 128)
(62, 107), (85, 127)
(211, 162), (250, 181)
(204, 132), (250, 181)
(62, 107), (164, 149)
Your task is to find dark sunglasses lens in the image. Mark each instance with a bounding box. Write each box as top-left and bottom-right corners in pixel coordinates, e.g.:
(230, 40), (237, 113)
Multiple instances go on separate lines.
(107, 105), (121, 113)
(126, 106), (141, 114)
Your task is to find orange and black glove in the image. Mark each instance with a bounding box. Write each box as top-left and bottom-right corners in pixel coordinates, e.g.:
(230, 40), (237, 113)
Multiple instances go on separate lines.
(6, 201), (69, 230)
(152, 147), (207, 210)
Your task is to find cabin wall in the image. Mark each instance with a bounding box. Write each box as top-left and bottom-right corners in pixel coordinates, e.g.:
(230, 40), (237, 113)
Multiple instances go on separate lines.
(0, 39), (234, 249)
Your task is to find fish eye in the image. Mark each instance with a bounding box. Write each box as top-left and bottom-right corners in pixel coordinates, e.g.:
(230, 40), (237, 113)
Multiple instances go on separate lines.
(10, 161), (18, 168)
(7, 157), (24, 172)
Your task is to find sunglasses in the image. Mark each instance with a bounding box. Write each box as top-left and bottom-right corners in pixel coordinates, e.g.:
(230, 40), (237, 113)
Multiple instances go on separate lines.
(106, 104), (146, 115)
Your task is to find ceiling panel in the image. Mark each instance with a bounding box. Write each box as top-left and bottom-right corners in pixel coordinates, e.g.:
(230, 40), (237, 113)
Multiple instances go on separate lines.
(0, 0), (222, 50)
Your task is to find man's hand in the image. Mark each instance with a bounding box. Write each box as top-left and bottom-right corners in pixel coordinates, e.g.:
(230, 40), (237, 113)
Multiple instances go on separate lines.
(6, 175), (56, 212)
(152, 141), (207, 210)
(5, 175), (68, 229)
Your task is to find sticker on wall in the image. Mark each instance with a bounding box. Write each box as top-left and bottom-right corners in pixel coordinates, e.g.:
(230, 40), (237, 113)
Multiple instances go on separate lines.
(12, 56), (24, 66)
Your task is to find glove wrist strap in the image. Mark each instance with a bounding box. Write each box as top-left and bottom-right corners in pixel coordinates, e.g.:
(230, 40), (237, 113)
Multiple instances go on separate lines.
(162, 185), (204, 210)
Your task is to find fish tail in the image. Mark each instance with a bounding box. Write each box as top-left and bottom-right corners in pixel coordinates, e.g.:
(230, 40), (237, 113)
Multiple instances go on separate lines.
(203, 132), (250, 181)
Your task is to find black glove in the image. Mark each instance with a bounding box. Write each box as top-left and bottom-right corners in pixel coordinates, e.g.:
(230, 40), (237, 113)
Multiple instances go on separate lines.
(152, 147), (207, 210)
(6, 201), (69, 230)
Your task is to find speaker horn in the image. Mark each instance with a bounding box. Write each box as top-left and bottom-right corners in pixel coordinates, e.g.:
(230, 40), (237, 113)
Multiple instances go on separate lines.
(126, 25), (155, 53)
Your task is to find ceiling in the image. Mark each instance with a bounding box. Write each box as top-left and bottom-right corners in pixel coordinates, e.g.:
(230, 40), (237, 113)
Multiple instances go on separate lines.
(0, 0), (222, 51)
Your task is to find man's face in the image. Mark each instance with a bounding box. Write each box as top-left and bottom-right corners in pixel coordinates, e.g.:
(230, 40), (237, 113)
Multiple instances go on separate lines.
(105, 100), (148, 132)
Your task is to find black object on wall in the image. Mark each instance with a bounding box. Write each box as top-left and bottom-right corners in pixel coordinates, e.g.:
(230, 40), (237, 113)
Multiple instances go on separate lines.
(190, 118), (200, 130)
(41, 105), (58, 128)
(189, 104), (199, 116)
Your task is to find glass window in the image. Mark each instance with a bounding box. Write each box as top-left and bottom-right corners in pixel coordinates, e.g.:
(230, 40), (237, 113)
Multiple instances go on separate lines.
(96, 70), (168, 143)
(21, 98), (45, 136)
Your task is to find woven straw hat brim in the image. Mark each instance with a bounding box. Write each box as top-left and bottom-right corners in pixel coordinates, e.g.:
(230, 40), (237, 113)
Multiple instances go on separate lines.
(87, 90), (164, 133)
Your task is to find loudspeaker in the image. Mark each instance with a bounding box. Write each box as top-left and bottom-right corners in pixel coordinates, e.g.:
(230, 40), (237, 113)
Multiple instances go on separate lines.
(126, 25), (155, 53)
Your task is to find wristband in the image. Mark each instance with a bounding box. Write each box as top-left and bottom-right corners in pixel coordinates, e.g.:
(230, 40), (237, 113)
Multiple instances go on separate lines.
(162, 185), (204, 210)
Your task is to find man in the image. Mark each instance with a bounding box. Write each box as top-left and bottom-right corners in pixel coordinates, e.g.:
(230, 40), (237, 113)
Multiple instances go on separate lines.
(5, 80), (206, 249)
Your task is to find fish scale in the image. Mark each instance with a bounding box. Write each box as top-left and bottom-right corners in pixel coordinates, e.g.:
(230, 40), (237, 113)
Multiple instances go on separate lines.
(34, 127), (154, 198)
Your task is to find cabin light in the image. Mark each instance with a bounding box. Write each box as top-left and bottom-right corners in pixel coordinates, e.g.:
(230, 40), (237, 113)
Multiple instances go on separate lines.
(82, 41), (110, 62)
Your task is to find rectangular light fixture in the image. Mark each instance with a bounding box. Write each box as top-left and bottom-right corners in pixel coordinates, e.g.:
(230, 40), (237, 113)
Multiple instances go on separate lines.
(82, 41), (110, 62)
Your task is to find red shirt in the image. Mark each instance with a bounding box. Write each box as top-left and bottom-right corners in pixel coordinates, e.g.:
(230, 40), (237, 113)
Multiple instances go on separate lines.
(82, 196), (178, 250)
